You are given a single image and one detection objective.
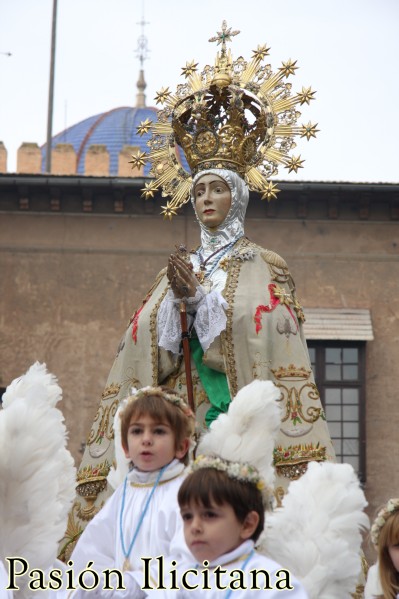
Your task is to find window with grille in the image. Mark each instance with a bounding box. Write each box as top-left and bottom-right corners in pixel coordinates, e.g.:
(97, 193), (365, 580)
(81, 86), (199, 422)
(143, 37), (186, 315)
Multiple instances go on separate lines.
(308, 342), (366, 482)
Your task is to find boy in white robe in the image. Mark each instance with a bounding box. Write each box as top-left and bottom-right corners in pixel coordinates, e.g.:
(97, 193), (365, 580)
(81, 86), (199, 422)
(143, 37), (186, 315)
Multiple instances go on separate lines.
(141, 456), (308, 598)
(63, 386), (195, 598)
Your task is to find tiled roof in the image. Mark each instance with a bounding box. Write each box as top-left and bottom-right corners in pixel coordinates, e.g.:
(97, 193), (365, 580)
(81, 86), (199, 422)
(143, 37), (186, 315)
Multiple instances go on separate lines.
(41, 106), (189, 176)
(303, 308), (374, 340)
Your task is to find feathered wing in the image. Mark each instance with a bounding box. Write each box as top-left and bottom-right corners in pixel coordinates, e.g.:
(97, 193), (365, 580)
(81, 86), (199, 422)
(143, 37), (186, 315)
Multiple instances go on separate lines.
(197, 379), (282, 489)
(0, 362), (76, 598)
(260, 461), (369, 599)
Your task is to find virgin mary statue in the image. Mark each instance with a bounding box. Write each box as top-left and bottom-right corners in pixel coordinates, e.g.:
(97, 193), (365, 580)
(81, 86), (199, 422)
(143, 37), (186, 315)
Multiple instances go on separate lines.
(59, 21), (335, 558)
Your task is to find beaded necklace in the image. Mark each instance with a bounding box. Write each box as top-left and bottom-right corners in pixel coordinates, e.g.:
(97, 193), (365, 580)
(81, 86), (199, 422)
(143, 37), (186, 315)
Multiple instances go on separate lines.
(119, 465), (166, 572)
(224, 549), (255, 599)
(195, 239), (237, 283)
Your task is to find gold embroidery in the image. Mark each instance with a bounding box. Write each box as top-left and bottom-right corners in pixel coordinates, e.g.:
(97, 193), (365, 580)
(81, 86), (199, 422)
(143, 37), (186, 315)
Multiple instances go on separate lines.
(276, 462), (309, 480)
(361, 554), (369, 579)
(351, 584), (365, 599)
(151, 284), (169, 385)
(58, 500), (83, 562)
(86, 399), (119, 446)
(101, 382), (121, 399)
(222, 238), (252, 397)
(218, 256), (230, 271)
(168, 371), (208, 410)
(274, 443), (327, 479)
(274, 486), (285, 508)
(272, 283), (294, 306)
(272, 364), (312, 380)
(122, 371), (141, 391)
(260, 249), (291, 285)
(252, 353), (272, 379)
(76, 495), (105, 521)
(275, 381), (321, 424)
(76, 462), (109, 521)
(77, 459), (111, 485)
(292, 296), (305, 323)
(271, 364), (321, 425)
(261, 249), (288, 270)
(130, 472), (181, 488)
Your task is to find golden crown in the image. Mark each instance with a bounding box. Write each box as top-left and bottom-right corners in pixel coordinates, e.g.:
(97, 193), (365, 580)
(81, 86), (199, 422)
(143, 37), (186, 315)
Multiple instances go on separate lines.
(132, 21), (319, 219)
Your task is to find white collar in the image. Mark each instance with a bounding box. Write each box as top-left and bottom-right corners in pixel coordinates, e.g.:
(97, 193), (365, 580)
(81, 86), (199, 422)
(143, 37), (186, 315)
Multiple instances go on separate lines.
(208, 540), (255, 568)
(127, 458), (185, 485)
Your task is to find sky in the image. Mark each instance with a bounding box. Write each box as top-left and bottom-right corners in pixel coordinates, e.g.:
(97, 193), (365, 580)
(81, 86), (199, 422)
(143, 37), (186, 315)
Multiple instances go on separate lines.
(0, 0), (398, 182)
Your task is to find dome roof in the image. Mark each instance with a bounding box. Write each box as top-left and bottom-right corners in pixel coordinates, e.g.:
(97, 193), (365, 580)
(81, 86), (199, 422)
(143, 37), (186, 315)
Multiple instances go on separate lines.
(41, 105), (189, 176)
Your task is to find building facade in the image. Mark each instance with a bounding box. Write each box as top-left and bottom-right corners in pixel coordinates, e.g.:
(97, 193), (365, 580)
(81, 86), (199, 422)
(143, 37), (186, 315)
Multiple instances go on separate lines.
(1, 173), (398, 560)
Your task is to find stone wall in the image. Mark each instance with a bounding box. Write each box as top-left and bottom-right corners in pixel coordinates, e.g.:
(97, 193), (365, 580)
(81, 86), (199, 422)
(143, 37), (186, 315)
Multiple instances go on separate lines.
(1, 177), (399, 564)
(0, 142), (143, 176)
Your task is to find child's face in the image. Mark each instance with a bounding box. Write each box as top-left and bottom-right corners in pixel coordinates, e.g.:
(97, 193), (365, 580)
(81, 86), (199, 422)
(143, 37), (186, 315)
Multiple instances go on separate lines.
(180, 500), (257, 563)
(388, 544), (399, 572)
(123, 413), (188, 472)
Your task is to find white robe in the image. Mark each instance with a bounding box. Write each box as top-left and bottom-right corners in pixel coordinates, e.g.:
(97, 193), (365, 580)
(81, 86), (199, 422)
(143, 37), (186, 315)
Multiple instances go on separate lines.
(0, 561), (13, 599)
(64, 460), (191, 598)
(140, 540), (309, 599)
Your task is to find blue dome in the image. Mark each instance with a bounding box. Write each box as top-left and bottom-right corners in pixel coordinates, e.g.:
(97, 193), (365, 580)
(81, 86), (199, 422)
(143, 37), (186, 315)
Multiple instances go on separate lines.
(41, 106), (189, 176)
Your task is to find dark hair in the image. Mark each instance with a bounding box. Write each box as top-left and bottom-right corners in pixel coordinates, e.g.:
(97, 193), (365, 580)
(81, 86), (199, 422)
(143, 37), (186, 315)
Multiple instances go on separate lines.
(120, 387), (193, 465)
(178, 467), (265, 541)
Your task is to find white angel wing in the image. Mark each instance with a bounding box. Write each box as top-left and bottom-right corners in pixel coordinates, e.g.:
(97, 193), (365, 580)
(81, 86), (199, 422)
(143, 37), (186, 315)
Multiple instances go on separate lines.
(197, 379), (281, 488)
(0, 362), (76, 598)
(260, 461), (369, 599)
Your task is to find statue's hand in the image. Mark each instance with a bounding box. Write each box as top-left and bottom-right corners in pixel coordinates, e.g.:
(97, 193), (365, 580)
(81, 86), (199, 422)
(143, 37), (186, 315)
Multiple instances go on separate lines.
(167, 253), (198, 299)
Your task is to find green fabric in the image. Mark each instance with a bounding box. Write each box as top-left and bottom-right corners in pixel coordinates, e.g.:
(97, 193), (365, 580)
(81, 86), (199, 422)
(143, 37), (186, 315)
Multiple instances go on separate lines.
(189, 337), (231, 427)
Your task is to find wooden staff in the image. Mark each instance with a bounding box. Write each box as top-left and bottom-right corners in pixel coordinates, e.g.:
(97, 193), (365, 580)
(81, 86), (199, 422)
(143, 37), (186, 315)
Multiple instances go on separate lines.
(179, 300), (195, 413)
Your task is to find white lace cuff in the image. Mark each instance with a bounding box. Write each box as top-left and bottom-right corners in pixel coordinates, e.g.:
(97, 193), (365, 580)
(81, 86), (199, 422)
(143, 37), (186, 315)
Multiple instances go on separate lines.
(158, 287), (228, 354)
(194, 289), (228, 352)
(157, 289), (198, 354)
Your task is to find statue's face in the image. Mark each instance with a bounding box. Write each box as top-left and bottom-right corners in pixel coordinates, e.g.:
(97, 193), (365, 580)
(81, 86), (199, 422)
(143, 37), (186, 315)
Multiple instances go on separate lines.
(193, 174), (231, 229)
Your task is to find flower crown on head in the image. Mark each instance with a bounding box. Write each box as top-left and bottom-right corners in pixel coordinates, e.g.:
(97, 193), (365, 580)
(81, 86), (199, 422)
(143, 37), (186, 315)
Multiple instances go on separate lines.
(370, 498), (399, 547)
(191, 454), (266, 492)
(122, 385), (195, 421)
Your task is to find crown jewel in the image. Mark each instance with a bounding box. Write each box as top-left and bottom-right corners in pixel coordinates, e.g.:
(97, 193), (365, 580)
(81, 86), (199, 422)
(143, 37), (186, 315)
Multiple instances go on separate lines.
(136, 21), (318, 218)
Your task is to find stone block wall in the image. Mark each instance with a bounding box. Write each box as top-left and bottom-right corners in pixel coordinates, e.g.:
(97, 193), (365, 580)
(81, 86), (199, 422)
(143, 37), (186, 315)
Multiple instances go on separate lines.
(0, 142), (146, 177)
(52, 143), (76, 175)
(17, 142), (42, 173)
(0, 142), (7, 172)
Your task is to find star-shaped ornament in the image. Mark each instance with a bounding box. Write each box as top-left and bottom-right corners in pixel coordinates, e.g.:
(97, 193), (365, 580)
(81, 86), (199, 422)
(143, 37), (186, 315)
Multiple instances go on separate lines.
(273, 284), (293, 306)
(136, 119), (153, 136)
(260, 182), (281, 201)
(279, 59), (299, 78)
(161, 203), (178, 220)
(300, 122), (319, 141)
(129, 151), (147, 169)
(252, 44), (271, 61)
(298, 86), (316, 105)
(181, 60), (199, 78)
(141, 181), (159, 199)
(286, 155), (305, 173)
(154, 87), (172, 105)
